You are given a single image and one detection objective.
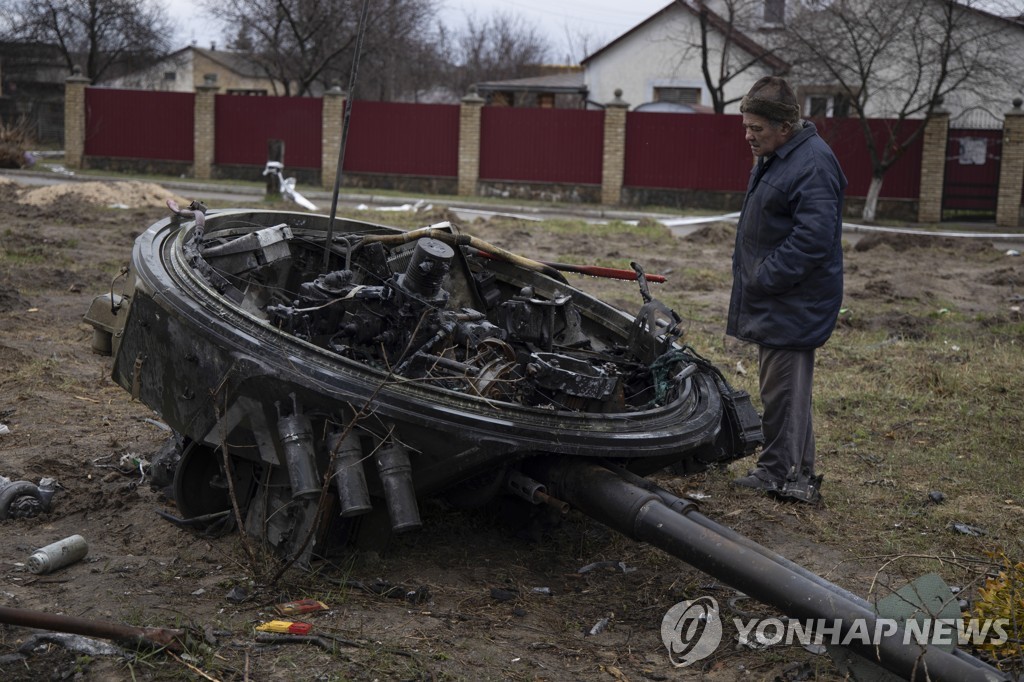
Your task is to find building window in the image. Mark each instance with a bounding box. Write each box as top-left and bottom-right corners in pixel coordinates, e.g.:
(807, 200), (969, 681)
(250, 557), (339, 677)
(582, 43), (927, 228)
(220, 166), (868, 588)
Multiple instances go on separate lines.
(163, 71), (176, 81)
(654, 87), (701, 105)
(487, 91), (513, 107)
(764, 0), (785, 25)
(806, 93), (851, 118)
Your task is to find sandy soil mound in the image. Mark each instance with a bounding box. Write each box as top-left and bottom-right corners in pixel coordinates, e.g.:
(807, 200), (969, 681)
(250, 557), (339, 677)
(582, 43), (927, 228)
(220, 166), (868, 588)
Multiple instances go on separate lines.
(17, 180), (186, 209)
(684, 220), (736, 244)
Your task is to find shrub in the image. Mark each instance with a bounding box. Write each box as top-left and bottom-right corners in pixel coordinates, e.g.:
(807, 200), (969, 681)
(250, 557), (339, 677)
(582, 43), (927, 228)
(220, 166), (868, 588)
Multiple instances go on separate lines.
(0, 117), (36, 169)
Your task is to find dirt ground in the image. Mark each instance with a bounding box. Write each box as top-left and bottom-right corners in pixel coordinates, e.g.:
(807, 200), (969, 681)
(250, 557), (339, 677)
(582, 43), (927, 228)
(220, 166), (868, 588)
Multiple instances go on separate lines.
(0, 176), (1022, 681)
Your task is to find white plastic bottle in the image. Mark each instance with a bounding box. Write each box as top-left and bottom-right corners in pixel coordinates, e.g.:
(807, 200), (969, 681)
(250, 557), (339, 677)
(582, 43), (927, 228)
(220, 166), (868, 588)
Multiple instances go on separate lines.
(27, 535), (89, 574)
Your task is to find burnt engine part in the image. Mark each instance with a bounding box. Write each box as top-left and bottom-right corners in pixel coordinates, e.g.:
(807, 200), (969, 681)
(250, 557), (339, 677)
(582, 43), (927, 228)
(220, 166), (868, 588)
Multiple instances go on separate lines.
(259, 235), (665, 412)
(327, 429), (372, 518)
(90, 211), (757, 558)
(0, 477), (57, 520)
(276, 396), (321, 499)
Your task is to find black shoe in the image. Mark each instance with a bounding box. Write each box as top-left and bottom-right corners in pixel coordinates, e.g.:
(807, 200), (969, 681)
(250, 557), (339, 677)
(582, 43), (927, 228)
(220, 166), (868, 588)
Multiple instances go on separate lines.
(732, 472), (780, 492)
(774, 474), (824, 504)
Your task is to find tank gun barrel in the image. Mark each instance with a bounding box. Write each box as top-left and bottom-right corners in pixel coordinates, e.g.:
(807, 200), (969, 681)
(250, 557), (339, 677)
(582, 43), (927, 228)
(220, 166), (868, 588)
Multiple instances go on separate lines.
(540, 461), (1008, 682)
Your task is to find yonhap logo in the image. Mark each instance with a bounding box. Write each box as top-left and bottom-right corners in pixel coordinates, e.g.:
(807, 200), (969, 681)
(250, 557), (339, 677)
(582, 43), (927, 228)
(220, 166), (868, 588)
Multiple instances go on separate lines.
(659, 595), (1010, 669)
(661, 596), (723, 667)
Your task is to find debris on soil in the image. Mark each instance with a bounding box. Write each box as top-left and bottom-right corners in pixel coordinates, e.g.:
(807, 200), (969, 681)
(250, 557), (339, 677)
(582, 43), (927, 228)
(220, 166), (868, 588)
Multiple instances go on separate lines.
(951, 522), (987, 536)
(587, 615), (611, 636)
(0, 476), (58, 520)
(578, 560), (637, 574)
(490, 587), (519, 602)
(275, 599), (329, 616)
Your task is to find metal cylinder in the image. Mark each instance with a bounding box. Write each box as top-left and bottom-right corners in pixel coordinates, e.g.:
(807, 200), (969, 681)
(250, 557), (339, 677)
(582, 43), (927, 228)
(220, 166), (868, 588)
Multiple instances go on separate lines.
(507, 469), (546, 502)
(399, 238), (453, 299)
(548, 462), (1009, 682)
(277, 413), (321, 498)
(327, 430), (372, 517)
(506, 470), (569, 514)
(28, 534), (88, 575)
(375, 441), (421, 533)
(92, 328), (113, 355)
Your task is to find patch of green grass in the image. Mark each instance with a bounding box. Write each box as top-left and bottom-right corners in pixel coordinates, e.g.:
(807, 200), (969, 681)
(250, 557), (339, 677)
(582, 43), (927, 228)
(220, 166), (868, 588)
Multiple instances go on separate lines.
(810, 326), (1024, 566)
(1, 246), (57, 266)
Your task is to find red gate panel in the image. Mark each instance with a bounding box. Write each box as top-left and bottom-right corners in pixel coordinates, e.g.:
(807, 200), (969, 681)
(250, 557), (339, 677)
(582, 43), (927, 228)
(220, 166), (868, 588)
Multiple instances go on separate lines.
(943, 129), (1002, 218)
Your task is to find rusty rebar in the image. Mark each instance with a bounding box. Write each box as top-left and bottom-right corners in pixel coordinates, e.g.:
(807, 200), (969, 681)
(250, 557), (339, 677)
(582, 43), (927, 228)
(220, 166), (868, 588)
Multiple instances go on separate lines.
(0, 606), (186, 653)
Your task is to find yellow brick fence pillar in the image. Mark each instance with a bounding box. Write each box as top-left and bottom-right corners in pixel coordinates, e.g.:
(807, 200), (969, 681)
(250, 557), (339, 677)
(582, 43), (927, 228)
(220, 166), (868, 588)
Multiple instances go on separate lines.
(917, 108), (949, 224)
(996, 98), (1024, 228)
(458, 87), (484, 197)
(321, 86), (346, 190)
(601, 89), (629, 206)
(63, 68), (90, 170)
(193, 75), (220, 180)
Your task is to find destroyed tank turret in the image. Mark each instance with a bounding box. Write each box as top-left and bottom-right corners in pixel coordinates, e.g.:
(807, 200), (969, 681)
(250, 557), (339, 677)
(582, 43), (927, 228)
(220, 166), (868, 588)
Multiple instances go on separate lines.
(84, 205), (1010, 682)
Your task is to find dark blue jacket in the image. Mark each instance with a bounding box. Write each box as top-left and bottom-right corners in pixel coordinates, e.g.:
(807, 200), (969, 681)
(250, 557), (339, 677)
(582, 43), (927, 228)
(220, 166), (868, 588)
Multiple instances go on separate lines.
(727, 121), (847, 350)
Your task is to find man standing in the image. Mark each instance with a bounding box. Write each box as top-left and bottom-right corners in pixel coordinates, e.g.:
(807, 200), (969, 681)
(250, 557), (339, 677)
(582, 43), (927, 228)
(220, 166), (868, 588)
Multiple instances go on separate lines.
(728, 76), (846, 504)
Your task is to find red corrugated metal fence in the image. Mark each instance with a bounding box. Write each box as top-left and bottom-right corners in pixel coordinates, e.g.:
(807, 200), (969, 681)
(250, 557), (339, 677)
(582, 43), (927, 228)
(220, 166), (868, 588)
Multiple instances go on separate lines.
(77, 88), (956, 211)
(624, 112), (751, 191)
(344, 101), (459, 176)
(624, 113), (923, 199)
(479, 108), (603, 184)
(215, 94), (322, 168)
(815, 118), (923, 199)
(84, 89), (194, 161)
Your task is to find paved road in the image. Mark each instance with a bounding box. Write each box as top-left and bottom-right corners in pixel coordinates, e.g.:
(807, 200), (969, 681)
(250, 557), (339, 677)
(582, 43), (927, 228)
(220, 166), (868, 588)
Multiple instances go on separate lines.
(4, 168), (1022, 251)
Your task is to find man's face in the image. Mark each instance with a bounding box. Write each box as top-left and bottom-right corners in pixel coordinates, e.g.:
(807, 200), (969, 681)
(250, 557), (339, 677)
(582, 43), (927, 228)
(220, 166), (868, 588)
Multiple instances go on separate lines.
(742, 113), (791, 157)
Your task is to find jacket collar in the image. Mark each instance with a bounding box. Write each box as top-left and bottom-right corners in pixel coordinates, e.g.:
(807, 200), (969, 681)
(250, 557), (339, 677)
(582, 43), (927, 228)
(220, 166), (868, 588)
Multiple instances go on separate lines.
(773, 120), (817, 161)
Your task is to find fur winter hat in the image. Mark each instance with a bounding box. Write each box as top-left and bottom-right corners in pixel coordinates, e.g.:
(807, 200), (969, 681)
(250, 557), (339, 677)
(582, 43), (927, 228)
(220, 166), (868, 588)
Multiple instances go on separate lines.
(740, 76), (800, 124)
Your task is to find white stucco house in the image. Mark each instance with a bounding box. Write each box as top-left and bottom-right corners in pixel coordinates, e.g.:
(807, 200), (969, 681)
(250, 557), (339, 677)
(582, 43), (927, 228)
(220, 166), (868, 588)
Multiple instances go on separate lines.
(581, 1), (787, 112)
(473, 1), (786, 111)
(580, 0), (1024, 125)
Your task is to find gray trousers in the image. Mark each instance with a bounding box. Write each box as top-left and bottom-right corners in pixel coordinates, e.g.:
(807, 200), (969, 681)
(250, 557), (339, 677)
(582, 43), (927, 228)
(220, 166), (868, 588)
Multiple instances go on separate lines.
(755, 346), (816, 483)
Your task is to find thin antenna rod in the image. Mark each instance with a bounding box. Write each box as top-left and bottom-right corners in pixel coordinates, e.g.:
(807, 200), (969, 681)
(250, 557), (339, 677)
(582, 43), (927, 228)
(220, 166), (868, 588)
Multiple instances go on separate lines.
(323, 0), (371, 270)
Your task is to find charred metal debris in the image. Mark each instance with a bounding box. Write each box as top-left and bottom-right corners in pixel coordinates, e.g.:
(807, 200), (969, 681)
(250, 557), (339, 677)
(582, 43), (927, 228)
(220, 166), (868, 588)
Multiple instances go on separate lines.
(85, 206), (760, 565)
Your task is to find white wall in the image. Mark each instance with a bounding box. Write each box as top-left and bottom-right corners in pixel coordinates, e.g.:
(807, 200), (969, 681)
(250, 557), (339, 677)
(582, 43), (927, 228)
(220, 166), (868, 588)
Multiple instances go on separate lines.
(584, 4), (771, 112)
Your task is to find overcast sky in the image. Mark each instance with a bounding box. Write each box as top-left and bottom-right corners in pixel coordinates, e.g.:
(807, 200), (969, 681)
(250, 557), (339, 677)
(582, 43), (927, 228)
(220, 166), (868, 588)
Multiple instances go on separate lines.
(438, 0), (671, 62)
(165, 0), (672, 62)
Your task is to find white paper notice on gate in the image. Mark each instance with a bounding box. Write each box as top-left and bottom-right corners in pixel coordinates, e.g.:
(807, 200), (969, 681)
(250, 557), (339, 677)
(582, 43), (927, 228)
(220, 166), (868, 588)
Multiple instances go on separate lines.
(958, 137), (987, 165)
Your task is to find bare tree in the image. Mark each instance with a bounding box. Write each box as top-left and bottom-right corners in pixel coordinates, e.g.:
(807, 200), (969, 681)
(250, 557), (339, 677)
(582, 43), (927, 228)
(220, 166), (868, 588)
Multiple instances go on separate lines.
(200, 0), (440, 98)
(442, 10), (553, 97)
(559, 23), (603, 65)
(0, 0), (173, 82)
(337, 0), (444, 102)
(783, 0), (1021, 221)
(664, 0), (788, 113)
